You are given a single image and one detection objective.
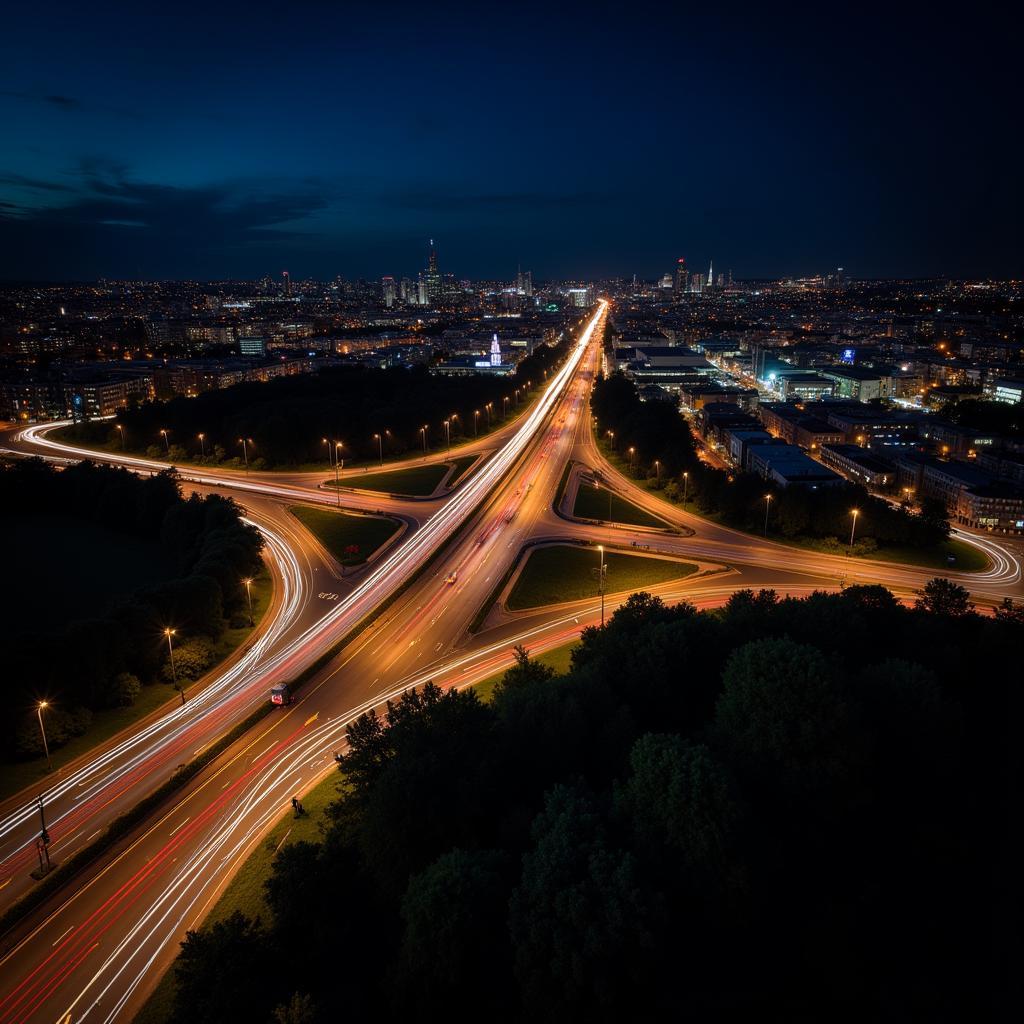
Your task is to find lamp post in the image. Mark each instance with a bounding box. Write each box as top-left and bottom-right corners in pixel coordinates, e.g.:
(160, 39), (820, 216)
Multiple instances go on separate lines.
(763, 494), (773, 537)
(485, 402), (492, 429)
(116, 424), (125, 450)
(682, 470), (689, 507)
(322, 437), (334, 467)
(197, 432), (206, 459)
(238, 437), (250, 473)
(474, 409), (480, 437)
(373, 432), (384, 467)
(607, 430), (615, 451)
(848, 508), (860, 557)
(628, 446), (636, 472)
(598, 545), (606, 627)
(443, 419), (451, 453)
(243, 578), (254, 626)
(420, 425), (428, 455)
(503, 396), (509, 418)
(654, 459), (661, 484)
(160, 428), (170, 454)
(36, 701), (52, 771)
(165, 628), (185, 704)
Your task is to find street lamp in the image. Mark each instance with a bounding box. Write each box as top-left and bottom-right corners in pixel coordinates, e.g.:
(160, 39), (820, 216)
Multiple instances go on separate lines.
(485, 402), (492, 429)
(503, 396), (510, 418)
(333, 442), (344, 505)
(474, 409), (480, 437)
(165, 628), (185, 704)
(598, 545), (606, 627)
(36, 701), (52, 771)
(654, 459), (661, 484)
(848, 508), (860, 557)
(238, 437), (251, 473)
(420, 425), (428, 454)
(243, 578), (254, 626)
(607, 429), (615, 451)
(682, 470), (689, 507)
(373, 432), (385, 467)
(443, 419), (451, 453)
(763, 494), (773, 537)
(628, 446), (636, 472)
(160, 428), (170, 454)
(197, 432), (206, 459)
(116, 424), (125, 450)
(322, 437), (334, 467)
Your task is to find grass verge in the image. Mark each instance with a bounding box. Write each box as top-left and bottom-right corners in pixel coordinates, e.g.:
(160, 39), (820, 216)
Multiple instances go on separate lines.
(325, 462), (450, 496)
(572, 483), (667, 529)
(507, 545), (697, 611)
(289, 506), (401, 565)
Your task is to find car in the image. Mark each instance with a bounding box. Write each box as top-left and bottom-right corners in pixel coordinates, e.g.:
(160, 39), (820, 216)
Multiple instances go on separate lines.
(444, 571), (458, 585)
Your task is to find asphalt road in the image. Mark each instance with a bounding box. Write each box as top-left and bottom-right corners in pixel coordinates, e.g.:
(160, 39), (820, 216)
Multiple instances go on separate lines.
(1, 299), (1021, 1022)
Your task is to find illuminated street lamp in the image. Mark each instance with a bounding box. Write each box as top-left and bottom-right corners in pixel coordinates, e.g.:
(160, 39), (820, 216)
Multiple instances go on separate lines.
(238, 437), (251, 473)
(160, 428), (170, 454)
(373, 431), (385, 467)
(503, 396), (510, 418)
(197, 432), (206, 459)
(763, 493), (773, 537)
(164, 628), (185, 705)
(36, 701), (52, 771)
(116, 424), (126, 450)
(443, 419), (451, 453)
(682, 470), (689, 507)
(654, 459), (661, 484)
(243, 577), (254, 626)
(420, 425), (428, 454)
(607, 429), (615, 451)
(333, 442), (344, 504)
(485, 402), (493, 429)
(474, 409), (480, 437)
(628, 446), (636, 472)
(598, 544), (606, 627)
(848, 508), (860, 557)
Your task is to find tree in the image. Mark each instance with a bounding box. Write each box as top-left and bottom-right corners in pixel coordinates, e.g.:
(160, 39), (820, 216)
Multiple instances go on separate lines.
(171, 912), (274, 1024)
(509, 784), (657, 1020)
(914, 577), (975, 617)
(272, 993), (319, 1024)
(715, 637), (854, 796)
(492, 645), (555, 699)
(395, 848), (513, 1017)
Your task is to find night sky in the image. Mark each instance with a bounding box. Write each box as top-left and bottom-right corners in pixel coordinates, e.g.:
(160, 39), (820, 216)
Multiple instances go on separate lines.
(1, 2), (1019, 282)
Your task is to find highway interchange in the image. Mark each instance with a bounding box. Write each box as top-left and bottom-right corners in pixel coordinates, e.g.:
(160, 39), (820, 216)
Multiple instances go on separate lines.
(0, 300), (1022, 1022)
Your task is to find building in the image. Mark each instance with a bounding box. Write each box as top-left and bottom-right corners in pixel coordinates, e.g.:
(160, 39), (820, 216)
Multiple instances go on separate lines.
(238, 335), (267, 357)
(747, 444), (845, 489)
(955, 484), (1024, 533)
(673, 258), (688, 298)
(817, 365), (893, 402)
(819, 444), (895, 488)
(774, 372), (835, 401)
(381, 277), (397, 308)
(992, 378), (1024, 405)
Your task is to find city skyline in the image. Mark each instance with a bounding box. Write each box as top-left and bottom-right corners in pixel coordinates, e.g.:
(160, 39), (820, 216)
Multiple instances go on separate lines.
(2, 2), (1020, 281)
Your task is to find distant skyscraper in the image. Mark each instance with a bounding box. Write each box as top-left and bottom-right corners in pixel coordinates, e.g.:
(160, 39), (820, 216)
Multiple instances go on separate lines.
(422, 239), (441, 305)
(516, 267), (533, 297)
(673, 258), (688, 298)
(706, 260), (713, 291)
(490, 333), (502, 366)
(282, 270), (291, 297)
(381, 276), (396, 308)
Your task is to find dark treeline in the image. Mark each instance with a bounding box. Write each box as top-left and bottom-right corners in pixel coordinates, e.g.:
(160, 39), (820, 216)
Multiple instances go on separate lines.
(592, 371), (948, 550)
(1, 460), (263, 758)
(169, 582), (1017, 1022)
(60, 337), (572, 469)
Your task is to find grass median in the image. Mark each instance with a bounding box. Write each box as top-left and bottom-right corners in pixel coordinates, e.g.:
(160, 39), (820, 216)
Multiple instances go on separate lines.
(507, 544), (698, 611)
(325, 462), (450, 496)
(289, 506), (402, 565)
(573, 483), (666, 529)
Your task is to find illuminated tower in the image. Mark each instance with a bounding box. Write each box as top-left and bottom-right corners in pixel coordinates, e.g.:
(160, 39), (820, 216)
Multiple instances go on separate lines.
(706, 260), (713, 291)
(673, 258), (688, 297)
(282, 270), (291, 297)
(490, 333), (501, 367)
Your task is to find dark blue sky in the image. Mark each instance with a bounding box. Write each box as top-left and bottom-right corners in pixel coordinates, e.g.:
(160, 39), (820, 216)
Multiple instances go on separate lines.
(1, 1), (1019, 281)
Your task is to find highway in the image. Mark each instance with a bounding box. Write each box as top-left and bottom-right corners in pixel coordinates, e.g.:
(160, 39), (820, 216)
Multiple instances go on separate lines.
(1, 298), (1022, 1022)
(0, 303), (608, 1023)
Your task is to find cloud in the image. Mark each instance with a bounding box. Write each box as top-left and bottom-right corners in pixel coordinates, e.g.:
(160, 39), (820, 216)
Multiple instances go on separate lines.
(0, 170), (330, 278)
(0, 89), (140, 119)
(388, 187), (615, 211)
